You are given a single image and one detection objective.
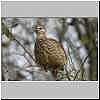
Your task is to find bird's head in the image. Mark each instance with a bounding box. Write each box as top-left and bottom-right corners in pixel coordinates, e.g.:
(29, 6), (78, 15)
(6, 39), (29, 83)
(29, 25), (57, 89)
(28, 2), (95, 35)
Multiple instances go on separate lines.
(35, 25), (45, 35)
(34, 25), (46, 39)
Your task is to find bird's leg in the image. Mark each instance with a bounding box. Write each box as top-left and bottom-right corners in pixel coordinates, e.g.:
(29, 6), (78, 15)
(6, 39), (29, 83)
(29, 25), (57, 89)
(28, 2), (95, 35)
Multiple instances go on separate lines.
(44, 66), (48, 72)
(52, 67), (59, 81)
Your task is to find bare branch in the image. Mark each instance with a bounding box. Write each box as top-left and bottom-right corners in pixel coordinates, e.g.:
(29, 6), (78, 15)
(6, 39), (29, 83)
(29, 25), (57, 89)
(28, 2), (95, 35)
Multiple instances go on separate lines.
(74, 55), (89, 80)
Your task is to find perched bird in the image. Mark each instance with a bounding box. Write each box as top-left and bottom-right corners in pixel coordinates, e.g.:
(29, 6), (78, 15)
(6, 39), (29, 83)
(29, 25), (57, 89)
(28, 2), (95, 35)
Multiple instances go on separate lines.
(34, 24), (68, 80)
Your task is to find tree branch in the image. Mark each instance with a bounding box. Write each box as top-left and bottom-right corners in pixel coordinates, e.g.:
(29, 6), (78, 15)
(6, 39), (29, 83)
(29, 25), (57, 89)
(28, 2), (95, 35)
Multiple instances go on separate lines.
(73, 55), (89, 80)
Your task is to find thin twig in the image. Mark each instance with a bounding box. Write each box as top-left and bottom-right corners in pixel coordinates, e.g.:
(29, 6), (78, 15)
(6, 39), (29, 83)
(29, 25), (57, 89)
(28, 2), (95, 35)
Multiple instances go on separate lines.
(64, 65), (71, 81)
(23, 53), (33, 66)
(11, 52), (35, 67)
(73, 55), (89, 80)
(12, 36), (36, 62)
(67, 46), (75, 67)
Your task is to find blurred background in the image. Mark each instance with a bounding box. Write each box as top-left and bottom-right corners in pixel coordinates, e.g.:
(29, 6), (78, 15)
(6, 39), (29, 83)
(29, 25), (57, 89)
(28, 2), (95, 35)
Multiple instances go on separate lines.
(1, 17), (98, 81)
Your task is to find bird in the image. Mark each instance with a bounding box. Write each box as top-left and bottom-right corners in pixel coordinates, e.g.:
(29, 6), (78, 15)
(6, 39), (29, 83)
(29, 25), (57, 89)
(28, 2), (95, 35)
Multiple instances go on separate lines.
(34, 24), (68, 80)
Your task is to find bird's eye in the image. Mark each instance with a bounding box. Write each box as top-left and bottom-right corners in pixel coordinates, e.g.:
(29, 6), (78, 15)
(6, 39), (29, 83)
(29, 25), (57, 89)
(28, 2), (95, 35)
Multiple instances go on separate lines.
(39, 27), (42, 30)
(37, 27), (42, 30)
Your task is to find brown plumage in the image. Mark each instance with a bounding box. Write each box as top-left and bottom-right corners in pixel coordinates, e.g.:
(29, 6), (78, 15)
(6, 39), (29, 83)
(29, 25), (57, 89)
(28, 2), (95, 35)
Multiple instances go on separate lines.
(34, 24), (67, 80)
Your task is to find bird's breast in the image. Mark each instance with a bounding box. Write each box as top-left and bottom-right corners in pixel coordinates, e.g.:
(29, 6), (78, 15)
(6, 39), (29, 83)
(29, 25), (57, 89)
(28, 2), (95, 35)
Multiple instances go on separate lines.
(34, 38), (67, 67)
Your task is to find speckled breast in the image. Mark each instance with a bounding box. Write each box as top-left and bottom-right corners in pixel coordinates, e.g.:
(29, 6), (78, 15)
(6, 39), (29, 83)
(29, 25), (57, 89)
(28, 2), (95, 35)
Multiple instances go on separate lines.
(34, 38), (67, 68)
